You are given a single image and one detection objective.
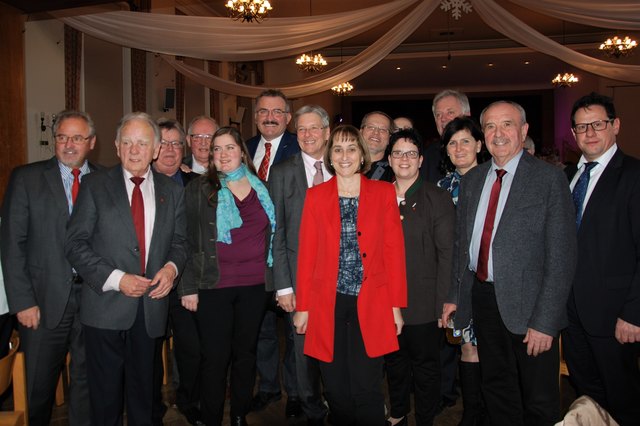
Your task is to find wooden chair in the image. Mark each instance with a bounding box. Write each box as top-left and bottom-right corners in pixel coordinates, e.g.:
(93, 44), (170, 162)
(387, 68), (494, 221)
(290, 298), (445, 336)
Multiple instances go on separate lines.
(0, 332), (28, 426)
(559, 335), (569, 378)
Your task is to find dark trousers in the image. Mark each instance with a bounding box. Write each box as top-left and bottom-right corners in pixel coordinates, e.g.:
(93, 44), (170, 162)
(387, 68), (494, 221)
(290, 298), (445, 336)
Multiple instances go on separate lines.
(319, 293), (385, 426)
(20, 283), (90, 426)
(385, 321), (442, 426)
(84, 299), (155, 426)
(288, 311), (327, 420)
(472, 280), (560, 426)
(563, 292), (640, 426)
(196, 285), (266, 426)
(168, 289), (201, 412)
(255, 295), (297, 396)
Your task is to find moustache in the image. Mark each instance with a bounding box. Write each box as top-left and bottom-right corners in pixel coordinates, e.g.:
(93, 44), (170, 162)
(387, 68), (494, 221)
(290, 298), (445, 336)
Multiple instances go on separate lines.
(262, 120), (279, 126)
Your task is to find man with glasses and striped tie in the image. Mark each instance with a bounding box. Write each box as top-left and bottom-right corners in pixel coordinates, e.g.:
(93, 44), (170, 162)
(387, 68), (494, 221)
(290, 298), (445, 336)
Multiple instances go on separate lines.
(563, 92), (640, 426)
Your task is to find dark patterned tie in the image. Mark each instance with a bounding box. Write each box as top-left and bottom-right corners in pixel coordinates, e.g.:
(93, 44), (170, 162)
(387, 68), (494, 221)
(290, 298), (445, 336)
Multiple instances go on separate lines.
(476, 169), (506, 282)
(572, 162), (597, 228)
(130, 177), (145, 275)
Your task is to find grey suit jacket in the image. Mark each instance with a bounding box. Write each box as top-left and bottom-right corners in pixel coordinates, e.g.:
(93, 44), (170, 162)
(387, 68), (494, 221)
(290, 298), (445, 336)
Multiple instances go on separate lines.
(449, 153), (577, 336)
(268, 153), (308, 292)
(1, 157), (99, 329)
(64, 165), (187, 338)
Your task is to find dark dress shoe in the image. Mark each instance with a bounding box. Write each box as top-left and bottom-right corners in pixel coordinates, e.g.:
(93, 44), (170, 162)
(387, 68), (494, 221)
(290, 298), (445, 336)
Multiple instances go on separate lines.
(286, 396), (302, 417)
(250, 391), (282, 412)
(231, 415), (248, 426)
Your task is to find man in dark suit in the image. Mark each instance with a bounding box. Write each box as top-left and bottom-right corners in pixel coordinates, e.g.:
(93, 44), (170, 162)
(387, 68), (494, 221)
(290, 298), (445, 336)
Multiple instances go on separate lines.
(182, 115), (218, 174)
(269, 105), (331, 426)
(443, 101), (577, 425)
(153, 118), (201, 425)
(1, 110), (97, 426)
(65, 112), (187, 426)
(563, 92), (640, 425)
(247, 89), (301, 417)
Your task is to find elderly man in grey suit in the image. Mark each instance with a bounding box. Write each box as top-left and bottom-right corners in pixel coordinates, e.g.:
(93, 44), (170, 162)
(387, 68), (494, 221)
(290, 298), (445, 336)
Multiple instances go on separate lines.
(65, 112), (187, 426)
(442, 101), (577, 426)
(268, 105), (331, 426)
(1, 110), (98, 426)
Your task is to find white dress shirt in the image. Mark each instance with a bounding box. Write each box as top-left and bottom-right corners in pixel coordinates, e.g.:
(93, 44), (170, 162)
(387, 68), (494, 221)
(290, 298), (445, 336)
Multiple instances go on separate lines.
(569, 144), (617, 220)
(252, 133), (284, 180)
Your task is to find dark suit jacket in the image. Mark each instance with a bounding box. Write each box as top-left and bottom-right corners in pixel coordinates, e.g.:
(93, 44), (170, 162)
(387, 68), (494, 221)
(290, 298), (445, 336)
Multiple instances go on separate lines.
(400, 178), (455, 325)
(568, 149), (640, 336)
(1, 157), (99, 329)
(246, 131), (300, 168)
(296, 175), (407, 361)
(268, 153), (308, 292)
(449, 153), (577, 336)
(64, 165), (187, 338)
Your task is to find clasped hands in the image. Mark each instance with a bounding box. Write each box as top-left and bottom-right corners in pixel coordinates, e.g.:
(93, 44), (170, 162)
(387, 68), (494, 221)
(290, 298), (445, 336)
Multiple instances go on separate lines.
(119, 264), (176, 299)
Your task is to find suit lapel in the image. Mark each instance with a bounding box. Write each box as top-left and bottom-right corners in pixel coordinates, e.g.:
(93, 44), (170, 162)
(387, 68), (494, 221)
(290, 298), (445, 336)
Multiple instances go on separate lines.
(105, 166), (138, 241)
(497, 154), (531, 230)
(580, 149), (623, 231)
(149, 171), (169, 257)
(293, 154), (308, 195)
(43, 158), (71, 216)
(465, 162), (490, 244)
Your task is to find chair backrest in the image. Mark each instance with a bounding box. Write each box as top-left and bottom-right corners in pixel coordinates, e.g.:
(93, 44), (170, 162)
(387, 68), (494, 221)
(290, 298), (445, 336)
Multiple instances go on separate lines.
(0, 333), (19, 395)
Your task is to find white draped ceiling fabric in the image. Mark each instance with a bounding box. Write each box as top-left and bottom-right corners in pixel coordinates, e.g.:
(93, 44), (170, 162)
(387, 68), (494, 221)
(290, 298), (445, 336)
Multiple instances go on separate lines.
(61, 0), (640, 97)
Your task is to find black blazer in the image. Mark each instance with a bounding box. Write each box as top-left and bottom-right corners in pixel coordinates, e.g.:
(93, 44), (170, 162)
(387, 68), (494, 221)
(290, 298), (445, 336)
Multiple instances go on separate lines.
(1, 157), (100, 329)
(399, 179), (455, 325)
(569, 149), (640, 336)
(246, 131), (300, 168)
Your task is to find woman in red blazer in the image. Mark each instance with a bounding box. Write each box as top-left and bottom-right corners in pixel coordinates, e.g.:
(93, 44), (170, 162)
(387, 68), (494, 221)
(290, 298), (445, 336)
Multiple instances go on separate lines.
(293, 125), (407, 426)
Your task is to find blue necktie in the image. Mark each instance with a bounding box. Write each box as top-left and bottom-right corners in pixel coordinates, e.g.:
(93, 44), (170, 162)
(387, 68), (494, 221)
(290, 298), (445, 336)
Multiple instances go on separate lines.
(572, 162), (597, 228)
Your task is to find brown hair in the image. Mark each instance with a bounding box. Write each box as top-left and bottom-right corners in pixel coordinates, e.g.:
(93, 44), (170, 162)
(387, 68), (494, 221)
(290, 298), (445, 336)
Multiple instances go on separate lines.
(324, 125), (371, 176)
(206, 127), (257, 195)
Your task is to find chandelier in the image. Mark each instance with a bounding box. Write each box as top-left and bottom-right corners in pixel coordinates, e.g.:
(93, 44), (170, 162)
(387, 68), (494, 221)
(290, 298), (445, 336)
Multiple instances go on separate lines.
(296, 53), (327, 72)
(331, 82), (354, 96)
(599, 36), (637, 58)
(551, 73), (579, 88)
(225, 0), (272, 23)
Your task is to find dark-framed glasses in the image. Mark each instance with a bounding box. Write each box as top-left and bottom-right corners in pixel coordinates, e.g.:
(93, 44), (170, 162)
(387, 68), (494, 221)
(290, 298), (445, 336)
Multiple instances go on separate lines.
(362, 124), (391, 136)
(390, 150), (420, 159)
(160, 139), (185, 148)
(54, 134), (91, 145)
(256, 108), (287, 118)
(573, 119), (614, 134)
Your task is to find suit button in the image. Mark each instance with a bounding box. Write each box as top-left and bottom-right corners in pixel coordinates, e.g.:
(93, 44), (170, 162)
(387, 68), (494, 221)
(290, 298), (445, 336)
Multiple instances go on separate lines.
(357, 231), (362, 236)
(400, 215), (404, 221)
(362, 253), (367, 258)
(134, 247), (139, 252)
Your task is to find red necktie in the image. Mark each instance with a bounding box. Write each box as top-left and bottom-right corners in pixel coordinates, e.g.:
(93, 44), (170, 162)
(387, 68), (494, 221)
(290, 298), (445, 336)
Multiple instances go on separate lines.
(130, 177), (146, 275)
(258, 142), (272, 181)
(71, 169), (81, 204)
(476, 169), (506, 282)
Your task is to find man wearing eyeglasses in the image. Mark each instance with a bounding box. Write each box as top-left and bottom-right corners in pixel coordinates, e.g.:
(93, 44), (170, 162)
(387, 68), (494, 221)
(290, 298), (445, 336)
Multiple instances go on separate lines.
(247, 89), (302, 417)
(153, 118), (201, 425)
(183, 116), (218, 174)
(563, 92), (640, 425)
(360, 111), (395, 182)
(1, 110), (98, 426)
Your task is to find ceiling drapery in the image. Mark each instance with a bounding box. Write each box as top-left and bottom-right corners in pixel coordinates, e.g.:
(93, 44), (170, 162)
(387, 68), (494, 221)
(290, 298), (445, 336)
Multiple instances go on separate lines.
(61, 0), (419, 62)
(61, 0), (640, 97)
(473, 0), (640, 83)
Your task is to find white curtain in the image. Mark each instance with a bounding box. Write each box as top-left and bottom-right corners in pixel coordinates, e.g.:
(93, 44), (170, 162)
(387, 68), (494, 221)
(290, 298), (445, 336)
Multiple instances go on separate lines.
(162, 0), (439, 98)
(509, 0), (640, 30)
(60, 0), (640, 96)
(472, 0), (640, 83)
(61, 0), (419, 61)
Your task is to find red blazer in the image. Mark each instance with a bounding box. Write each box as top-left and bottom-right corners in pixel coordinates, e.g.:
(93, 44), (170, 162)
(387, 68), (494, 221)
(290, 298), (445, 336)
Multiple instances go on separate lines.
(296, 175), (407, 362)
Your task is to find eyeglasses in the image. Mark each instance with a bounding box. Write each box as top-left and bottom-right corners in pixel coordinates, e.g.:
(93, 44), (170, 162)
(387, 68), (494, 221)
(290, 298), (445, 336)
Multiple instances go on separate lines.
(362, 124), (391, 136)
(296, 126), (326, 135)
(190, 134), (213, 143)
(54, 134), (91, 145)
(390, 150), (420, 159)
(573, 119), (614, 134)
(256, 108), (288, 118)
(160, 139), (185, 148)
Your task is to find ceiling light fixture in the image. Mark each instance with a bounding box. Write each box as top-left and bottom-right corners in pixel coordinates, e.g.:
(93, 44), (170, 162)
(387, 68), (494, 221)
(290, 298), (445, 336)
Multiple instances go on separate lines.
(552, 73), (578, 88)
(225, 0), (272, 23)
(599, 36), (637, 58)
(331, 82), (354, 96)
(295, 0), (327, 72)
